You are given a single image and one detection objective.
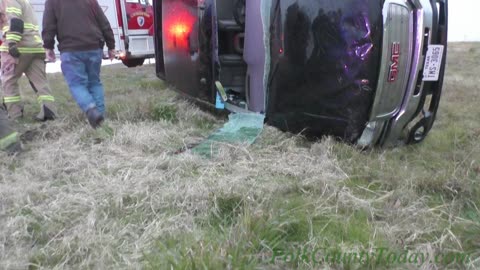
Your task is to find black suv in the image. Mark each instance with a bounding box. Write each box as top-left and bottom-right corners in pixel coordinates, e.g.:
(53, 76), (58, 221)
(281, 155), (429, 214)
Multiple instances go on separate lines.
(153, 0), (448, 148)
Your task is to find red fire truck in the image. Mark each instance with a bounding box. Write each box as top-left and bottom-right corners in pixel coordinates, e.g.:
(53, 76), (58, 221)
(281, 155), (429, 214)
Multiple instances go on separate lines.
(30, 0), (155, 68)
(113, 0), (155, 67)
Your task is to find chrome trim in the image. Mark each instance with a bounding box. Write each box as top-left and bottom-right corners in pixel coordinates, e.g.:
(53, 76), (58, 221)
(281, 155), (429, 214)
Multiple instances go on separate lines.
(357, 120), (385, 148)
(382, 0), (433, 147)
(358, 0), (414, 147)
(359, 0), (435, 147)
(370, 0), (414, 120)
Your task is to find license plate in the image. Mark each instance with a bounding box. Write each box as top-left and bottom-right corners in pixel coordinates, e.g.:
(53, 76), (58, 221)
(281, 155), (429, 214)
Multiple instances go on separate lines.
(423, 45), (445, 81)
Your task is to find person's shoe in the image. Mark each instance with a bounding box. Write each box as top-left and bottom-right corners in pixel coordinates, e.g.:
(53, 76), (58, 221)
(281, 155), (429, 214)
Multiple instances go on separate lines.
(86, 107), (104, 129)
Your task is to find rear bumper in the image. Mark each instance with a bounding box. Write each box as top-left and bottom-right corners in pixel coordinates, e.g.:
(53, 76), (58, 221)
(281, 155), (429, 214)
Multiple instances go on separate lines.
(358, 0), (448, 148)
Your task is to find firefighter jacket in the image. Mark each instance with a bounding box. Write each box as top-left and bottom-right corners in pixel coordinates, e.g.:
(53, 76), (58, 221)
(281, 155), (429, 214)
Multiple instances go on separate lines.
(0, 0), (44, 54)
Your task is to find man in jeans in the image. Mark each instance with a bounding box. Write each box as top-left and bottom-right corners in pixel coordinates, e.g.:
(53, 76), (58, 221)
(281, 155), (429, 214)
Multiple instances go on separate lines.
(42, 0), (115, 128)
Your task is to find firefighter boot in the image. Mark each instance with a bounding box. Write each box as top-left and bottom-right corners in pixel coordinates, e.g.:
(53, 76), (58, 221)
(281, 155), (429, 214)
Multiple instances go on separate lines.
(29, 77), (57, 122)
(35, 102), (57, 122)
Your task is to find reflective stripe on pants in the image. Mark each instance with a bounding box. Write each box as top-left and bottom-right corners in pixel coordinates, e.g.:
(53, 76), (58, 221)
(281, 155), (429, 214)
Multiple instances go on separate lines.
(0, 131), (18, 150)
(1, 52), (56, 119)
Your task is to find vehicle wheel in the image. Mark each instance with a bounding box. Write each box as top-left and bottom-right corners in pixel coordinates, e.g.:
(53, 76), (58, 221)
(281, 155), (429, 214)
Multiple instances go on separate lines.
(122, 58), (145, 68)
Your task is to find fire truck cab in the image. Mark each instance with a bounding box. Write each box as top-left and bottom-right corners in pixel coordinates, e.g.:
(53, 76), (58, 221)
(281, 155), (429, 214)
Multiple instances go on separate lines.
(29, 0), (155, 68)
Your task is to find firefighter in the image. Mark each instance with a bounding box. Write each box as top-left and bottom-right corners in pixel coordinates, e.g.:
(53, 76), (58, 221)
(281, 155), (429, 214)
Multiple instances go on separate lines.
(0, 0), (56, 121)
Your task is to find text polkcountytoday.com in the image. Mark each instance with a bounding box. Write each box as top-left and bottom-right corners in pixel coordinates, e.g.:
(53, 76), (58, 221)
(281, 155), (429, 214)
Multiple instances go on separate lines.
(269, 246), (471, 266)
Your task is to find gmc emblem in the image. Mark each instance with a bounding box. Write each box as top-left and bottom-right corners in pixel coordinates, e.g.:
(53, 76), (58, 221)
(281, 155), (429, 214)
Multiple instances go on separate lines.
(388, 42), (400, 82)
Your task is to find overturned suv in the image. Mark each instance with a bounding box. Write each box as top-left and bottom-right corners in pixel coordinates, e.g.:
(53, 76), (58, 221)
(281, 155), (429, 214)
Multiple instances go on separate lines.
(153, 0), (448, 148)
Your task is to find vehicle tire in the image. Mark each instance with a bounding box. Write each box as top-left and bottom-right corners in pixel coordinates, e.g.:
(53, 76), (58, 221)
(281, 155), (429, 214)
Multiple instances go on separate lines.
(122, 58), (145, 68)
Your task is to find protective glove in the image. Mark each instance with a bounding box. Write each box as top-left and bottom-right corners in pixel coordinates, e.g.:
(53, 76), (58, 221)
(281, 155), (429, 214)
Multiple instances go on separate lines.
(8, 43), (20, 58)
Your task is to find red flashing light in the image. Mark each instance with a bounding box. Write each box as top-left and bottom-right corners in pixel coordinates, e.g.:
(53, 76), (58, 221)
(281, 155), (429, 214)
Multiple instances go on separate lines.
(169, 23), (191, 39)
(164, 4), (196, 49)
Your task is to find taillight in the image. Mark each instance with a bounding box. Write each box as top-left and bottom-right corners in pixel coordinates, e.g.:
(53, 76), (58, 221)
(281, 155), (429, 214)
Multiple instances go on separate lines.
(164, 3), (195, 48)
(169, 22), (191, 39)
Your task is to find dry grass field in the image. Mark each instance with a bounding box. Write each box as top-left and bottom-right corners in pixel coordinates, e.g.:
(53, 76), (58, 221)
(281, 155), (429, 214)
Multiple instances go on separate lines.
(1, 43), (479, 269)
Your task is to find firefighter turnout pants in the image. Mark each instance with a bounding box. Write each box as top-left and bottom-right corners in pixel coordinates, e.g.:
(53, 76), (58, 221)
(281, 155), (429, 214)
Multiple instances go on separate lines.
(1, 52), (56, 120)
(0, 106), (18, 151)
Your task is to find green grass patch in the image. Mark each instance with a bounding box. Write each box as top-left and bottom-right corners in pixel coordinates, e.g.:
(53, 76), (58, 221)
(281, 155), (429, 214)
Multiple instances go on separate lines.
(208, 194), (245, 228)
(144, 191), (386, 269)
(149, 104), (178, 123)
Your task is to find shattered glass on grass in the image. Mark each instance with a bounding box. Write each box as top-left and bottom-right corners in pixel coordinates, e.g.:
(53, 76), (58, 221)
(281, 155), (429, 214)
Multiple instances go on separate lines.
(191, 113), (265, 157)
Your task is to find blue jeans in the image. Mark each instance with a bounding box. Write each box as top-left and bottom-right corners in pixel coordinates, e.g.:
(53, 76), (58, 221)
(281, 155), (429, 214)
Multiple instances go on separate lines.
(60, 49), (105, 115)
